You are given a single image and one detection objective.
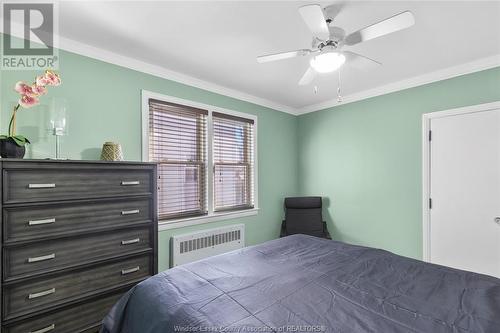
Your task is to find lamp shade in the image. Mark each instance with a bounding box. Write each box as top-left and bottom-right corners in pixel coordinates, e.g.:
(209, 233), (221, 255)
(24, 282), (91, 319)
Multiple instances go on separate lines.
(310, 52), (346, 73)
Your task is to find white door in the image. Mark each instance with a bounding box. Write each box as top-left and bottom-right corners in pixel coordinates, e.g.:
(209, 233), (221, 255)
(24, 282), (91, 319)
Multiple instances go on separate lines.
(429, 108), (500, 277)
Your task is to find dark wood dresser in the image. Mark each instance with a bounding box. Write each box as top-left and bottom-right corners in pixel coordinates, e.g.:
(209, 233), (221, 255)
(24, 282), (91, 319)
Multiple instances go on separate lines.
(0, 159), (158, 333)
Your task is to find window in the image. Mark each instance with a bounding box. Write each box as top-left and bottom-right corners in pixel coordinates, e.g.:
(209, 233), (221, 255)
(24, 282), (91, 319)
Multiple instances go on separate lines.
(148, 99), (208, 220)
(144, 91), (257, 225)
(213, 112), (254, 211)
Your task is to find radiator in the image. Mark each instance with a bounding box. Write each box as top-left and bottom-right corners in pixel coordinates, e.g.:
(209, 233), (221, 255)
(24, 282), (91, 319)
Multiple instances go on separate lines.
(170, 224), (245, 267)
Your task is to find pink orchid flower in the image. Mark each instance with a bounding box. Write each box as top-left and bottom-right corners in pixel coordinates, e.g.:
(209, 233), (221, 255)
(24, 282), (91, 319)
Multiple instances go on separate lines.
(8, 70), (62, 139)
(44, 70), (61, 86)
(31, 84), (47, 96)
(35, 75), (49, 87)
(18, 94), (39, 108)
(14, 81), (35, 96)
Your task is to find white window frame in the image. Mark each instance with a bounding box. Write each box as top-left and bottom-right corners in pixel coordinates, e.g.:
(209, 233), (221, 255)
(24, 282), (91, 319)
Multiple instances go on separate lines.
(142, 90), (259, 231)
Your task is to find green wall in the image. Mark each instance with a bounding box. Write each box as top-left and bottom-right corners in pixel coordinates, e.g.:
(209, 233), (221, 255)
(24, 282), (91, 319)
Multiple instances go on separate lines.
(0, 47), (299, 271)
(2, 32), (498, 267)
(297, 67), (500, 259)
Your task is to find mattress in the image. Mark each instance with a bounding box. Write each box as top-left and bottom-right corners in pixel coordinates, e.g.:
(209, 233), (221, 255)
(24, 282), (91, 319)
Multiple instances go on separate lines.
(101, 234), (500, 333)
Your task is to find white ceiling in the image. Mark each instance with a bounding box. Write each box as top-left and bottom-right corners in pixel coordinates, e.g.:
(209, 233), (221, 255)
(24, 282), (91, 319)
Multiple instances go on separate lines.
(55, 1), (500, 113)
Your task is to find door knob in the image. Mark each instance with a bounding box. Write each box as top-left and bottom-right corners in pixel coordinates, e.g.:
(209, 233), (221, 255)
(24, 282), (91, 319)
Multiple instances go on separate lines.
(495, 217), (500, 225)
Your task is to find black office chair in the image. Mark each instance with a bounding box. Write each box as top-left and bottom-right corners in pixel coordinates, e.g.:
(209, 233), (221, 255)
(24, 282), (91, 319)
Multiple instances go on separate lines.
(280, 196), (331, 239)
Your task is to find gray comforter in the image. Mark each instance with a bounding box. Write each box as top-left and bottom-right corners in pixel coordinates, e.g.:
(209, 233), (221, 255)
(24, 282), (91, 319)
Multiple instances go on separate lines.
(101, 234), (500, 333)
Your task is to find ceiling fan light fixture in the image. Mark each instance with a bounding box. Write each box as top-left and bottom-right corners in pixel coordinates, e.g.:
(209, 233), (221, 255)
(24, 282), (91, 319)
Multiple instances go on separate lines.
(310, 52), (346, 73)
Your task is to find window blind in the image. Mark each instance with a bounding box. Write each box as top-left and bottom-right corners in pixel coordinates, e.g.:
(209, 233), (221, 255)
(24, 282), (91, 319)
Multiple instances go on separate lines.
(213, 112), (254, 212)
(149, 98), (208, 219)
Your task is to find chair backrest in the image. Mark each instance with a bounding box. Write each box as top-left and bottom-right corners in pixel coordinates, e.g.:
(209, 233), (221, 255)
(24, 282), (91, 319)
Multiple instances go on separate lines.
(284, 196), (324, 237)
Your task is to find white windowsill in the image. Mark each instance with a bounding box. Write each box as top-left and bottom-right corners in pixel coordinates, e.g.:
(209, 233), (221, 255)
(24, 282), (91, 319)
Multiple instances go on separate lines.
(158, 208), (259, 231)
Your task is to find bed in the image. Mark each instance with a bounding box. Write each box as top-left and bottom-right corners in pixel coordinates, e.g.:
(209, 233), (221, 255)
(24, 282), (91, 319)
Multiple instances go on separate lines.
(101, 234), (500, 333)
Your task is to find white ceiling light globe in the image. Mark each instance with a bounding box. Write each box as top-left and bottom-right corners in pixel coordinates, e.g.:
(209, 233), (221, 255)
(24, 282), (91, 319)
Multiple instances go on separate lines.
(310, 52), (346, 73)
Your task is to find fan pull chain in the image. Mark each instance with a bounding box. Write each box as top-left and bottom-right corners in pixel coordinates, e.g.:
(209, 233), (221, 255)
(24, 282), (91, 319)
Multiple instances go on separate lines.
(337, 69), (342, 103)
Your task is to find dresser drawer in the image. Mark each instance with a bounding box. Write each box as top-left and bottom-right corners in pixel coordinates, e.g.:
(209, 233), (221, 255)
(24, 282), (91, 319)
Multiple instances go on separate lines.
(3, 198), (153, 243)
(3, 167), (153, 204)
(3, 254), (151, 320)
(4, 227), (152, 280)
(2, 289), (124, 333)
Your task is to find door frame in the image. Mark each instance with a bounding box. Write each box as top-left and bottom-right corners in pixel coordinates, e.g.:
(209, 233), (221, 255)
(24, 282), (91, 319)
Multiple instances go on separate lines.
(422, 101), (500, 262)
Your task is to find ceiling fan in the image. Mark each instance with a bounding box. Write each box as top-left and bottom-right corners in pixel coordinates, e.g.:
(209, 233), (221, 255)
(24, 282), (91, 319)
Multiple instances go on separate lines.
(257, 4), (415, 86)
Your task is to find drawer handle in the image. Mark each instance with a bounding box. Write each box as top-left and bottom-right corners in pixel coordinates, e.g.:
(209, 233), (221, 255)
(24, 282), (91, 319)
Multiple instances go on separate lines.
(30, 324), (55, 333)
(28, 288), (56, 299)
(121, 209), (140, 215)
(28, 218), (56, 226)
(121, 266), (140, 275)
(28, 183), (56, 189)
(121, 181), (140, 186)
(28, 253), (55, 263)
(121, 238), (140, 245)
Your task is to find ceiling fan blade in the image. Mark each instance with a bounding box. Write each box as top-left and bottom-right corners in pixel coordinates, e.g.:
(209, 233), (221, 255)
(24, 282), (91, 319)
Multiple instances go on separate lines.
(324, 4), (344, 22)
(257, 49), (311, 63)
(299, 67), (317, 86)
(343, 51), (382, 69)
(344, 11), (415, 46)
(298, 4), (330, 40)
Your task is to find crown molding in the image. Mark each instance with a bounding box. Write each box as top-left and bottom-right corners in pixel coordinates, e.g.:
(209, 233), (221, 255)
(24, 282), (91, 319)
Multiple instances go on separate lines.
(58, 36), (300, 115)
(296, 54), (500, 115)
(0, 24), (298, 115)
(2, 23), (498, 117)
